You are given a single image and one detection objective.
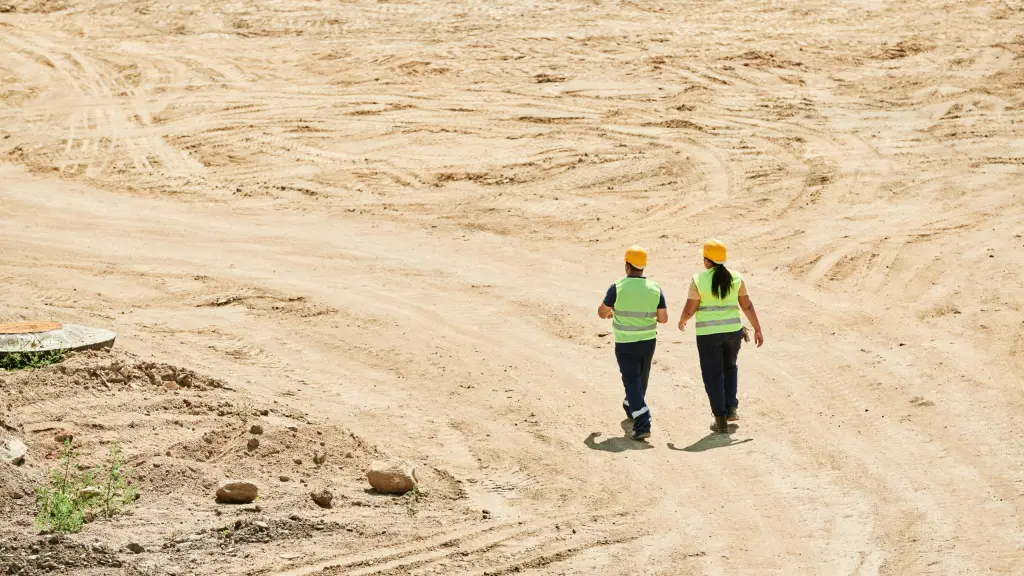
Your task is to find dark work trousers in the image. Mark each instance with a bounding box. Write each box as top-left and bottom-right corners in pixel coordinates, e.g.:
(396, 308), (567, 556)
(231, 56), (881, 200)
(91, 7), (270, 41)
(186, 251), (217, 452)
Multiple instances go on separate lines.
(696, 329), (743, 417)
(615, 339), (655, 433)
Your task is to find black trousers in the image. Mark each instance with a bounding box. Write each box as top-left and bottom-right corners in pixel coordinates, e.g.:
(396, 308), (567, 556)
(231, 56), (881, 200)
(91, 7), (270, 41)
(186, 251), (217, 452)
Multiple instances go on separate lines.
(615, 339), (655, 433)
(696, 329), (743, 417)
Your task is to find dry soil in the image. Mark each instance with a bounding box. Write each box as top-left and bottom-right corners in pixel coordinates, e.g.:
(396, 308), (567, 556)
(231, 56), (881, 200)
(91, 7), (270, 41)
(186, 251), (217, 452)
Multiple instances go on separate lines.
(1, 0), (1023, 574)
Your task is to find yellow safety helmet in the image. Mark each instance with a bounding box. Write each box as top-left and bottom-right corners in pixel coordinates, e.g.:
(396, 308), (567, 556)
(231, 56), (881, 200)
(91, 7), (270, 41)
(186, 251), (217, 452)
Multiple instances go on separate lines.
(624, 245), (648, 269)
(702, 239), (727, 264)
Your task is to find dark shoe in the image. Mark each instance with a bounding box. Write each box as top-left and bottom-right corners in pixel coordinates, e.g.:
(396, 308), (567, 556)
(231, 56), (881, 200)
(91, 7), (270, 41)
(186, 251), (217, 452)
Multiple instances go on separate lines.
(631, 430), (651, 441)
(727, 407), (739, 422)
(709, 415), (728, 434)
(623, 402), (633, 421)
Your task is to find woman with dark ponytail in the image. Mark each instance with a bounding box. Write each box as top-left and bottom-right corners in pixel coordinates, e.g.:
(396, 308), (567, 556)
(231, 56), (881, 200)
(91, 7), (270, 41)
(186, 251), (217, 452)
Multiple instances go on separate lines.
(677, 239), (763, 433)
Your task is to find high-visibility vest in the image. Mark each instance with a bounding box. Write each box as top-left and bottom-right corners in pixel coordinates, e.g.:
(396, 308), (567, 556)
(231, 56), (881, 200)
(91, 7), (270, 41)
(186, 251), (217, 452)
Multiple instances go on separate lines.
(612, 277), (661, 343)
(693, 268), (743, 336)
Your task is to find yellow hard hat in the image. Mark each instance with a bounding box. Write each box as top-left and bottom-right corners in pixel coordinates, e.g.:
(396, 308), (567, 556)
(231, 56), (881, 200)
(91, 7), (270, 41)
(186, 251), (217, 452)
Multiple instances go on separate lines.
(624, 245), (648, 268)
(702, 239), (727, 264)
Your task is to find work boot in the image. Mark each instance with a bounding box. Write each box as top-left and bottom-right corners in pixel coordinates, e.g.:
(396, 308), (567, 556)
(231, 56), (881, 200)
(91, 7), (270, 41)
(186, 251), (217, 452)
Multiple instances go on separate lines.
(631, 429), (651, 441)
(727, 407), (739, 422)
(709, 415), (729, 434)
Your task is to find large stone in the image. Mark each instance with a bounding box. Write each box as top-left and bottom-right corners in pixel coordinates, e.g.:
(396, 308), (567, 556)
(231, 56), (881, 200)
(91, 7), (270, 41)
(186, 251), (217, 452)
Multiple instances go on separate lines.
(1, 438), (27, 465)
(366, 460), (417, 494)
(215, 481), (258, 504)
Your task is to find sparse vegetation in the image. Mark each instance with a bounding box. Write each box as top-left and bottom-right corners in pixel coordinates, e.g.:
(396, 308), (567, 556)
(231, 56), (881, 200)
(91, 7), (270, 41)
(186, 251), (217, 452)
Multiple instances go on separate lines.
(35, 440), (91, 533)
(94, 442), (138, 518)
(232, 398), (256, 425)
(405, 485), (421, 517)
(0, 348), (65, 371)
(35, 440), (138, 533)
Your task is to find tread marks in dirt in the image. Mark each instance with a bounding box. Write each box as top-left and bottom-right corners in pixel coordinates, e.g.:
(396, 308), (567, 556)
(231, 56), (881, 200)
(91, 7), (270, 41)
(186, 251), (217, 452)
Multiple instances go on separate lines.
(274, 509), (637, 576)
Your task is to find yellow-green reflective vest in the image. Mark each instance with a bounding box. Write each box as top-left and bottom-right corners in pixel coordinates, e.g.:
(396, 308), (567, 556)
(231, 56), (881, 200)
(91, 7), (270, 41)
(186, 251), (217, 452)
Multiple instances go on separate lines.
(693, 268), (743, 336)
(612, 277), (661, 343)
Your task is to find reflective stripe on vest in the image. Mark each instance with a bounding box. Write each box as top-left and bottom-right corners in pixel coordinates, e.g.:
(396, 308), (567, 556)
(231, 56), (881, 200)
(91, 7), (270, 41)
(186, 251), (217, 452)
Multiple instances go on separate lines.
(612, 277), (661, 343)
(615, 310), (657, 318)
(693, 268), (742, 336)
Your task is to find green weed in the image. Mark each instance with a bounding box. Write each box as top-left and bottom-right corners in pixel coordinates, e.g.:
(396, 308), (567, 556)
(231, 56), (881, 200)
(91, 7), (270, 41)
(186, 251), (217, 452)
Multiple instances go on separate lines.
(405, 485), (421, 518)
(0, 348), (65, 371)
(232, 398), (255, 425)
(35, 440), (138, 533)
(94, 441), (138, 518)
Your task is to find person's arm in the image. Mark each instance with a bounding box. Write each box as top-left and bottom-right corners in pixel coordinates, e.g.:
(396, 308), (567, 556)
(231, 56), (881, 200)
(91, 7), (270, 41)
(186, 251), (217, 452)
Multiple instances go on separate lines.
(738, 294), (763, 347)
(678, 299), (699, 331)
(678, 280), (699, 331)
(598, 284), (616, 319)
(656, 290), (668, 324)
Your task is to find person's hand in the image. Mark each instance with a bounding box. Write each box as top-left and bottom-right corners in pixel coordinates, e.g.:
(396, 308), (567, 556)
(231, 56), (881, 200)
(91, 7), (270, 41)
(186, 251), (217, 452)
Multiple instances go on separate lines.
(678, 320), (687, 332)
(754, 330), (764, 348)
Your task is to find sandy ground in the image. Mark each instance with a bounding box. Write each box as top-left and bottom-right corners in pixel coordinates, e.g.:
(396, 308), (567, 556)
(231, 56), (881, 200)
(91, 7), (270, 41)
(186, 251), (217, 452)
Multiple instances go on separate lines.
(1, 0), (1024, 573)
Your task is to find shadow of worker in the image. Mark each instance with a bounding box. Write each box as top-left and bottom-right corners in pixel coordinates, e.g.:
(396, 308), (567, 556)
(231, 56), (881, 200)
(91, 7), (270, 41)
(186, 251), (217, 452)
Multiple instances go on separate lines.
(668, 428), (752, 453)
(584, 419), (653, 453)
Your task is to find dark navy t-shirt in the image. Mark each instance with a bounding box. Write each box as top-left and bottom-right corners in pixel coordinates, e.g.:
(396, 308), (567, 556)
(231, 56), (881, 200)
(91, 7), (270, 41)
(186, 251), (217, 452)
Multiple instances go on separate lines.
(603, 279), (667, 309)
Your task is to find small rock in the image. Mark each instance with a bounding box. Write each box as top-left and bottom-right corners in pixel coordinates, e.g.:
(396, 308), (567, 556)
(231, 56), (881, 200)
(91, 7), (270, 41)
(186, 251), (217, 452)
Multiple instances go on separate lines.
(79, 486), (104, 499)
(313, 452), (326, 466)
(215, 481), (259, 504)
(258, 409), (269, 416)
(246, 438), (259, 451)
(84, 510), (96, 523)
(310, 489), (333, 508)
(279, 475), (290, 482)
(366, 460), (417, 494)
(53, 430), (74, 444)
(10, 491), (24, 500)
(288, 514), (302, 521)
(286, 425), (298, 432)
(249, 424), (263, 435)
(125, 543), (145, 554)
(253, 521), (269, 530)
(293, 458), (302, 465)
(1, 438), (27, 465)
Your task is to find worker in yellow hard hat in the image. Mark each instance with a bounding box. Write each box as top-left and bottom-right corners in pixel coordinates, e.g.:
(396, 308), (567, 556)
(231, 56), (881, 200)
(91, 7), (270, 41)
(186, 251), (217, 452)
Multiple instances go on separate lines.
(677, 239), (763, 433)
(597, 245), (668, 440)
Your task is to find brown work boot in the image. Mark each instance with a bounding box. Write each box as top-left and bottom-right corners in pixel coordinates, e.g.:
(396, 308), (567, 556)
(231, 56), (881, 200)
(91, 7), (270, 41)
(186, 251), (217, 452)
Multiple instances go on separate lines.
(709, 415), (729, 434)
(727, 407), (739, 422)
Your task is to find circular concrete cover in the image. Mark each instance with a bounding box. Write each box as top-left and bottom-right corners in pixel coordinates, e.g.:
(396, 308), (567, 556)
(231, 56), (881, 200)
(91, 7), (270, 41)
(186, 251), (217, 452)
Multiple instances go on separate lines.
(0, 323), (116, 355)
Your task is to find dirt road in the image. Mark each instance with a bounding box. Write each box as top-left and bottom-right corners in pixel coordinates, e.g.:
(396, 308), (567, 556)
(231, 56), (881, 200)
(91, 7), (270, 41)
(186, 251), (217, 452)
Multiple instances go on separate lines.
(2, 0), (1023, 573)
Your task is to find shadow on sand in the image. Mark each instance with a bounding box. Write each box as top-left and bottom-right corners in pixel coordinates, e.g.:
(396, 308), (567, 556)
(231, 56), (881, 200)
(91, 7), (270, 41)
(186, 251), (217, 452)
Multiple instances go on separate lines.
(583, 419), (653, 453)
(667, 426), (752, 453)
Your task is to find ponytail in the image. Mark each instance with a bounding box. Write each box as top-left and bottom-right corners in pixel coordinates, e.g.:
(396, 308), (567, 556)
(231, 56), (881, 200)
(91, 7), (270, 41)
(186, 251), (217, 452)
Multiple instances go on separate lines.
(711, 264), (734, 300)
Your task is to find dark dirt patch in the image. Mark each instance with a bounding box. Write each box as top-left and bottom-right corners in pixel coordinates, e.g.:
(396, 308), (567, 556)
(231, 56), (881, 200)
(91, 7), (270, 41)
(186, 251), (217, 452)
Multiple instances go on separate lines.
(0, 533), (123, 575)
